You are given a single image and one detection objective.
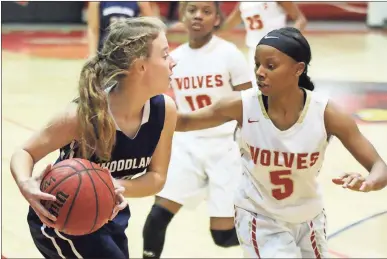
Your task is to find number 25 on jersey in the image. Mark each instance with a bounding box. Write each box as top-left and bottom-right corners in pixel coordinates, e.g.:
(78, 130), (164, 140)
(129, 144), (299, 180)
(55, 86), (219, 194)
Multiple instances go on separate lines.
(246, 15), (264, 30)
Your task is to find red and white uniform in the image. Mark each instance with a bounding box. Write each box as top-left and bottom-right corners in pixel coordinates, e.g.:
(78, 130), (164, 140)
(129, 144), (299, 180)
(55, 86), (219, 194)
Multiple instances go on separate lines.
(234, 87), (330, 258)
(239, 2), (287, 88)
(158, 36), (251, 217)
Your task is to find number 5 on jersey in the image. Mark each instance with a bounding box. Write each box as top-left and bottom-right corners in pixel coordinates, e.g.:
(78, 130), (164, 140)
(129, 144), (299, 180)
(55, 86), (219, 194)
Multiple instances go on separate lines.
(185, 94), (212, 111)
(270, 170), (294, 200)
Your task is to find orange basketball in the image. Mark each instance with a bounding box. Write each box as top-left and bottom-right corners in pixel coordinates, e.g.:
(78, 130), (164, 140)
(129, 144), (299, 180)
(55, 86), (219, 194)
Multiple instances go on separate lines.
(40, 158), (116, 236)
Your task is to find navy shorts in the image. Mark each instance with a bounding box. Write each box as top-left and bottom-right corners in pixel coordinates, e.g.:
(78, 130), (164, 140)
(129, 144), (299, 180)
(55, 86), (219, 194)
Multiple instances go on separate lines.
(27, 206), (130, 259)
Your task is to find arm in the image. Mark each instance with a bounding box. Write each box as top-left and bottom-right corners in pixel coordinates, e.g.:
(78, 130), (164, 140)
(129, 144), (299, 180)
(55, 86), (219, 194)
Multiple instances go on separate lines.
(10, 103), (79, 186)
(10, 103), (79, 224)
(325, 102), (387, 191)
(117, 95), (177, 197)
(277, 2), (307, 32)
(220, 3), (242, 31)
(138, 2), (156, 16)
(87, 2), (100, 56)
(176, 92), (243, 132)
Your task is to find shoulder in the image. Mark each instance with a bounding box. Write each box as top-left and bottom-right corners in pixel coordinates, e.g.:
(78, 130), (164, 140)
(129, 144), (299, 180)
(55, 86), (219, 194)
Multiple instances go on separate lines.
(162, 94), (177, 130)
(149, 94), (177, 125)
(323, 98), (358, 138)
(36, 100), (79, 143)
(308, 90), (330, 108)
(214, 36), (240, 52)
(56, 101), (79, 129)
(214, 36), (247, 62)
(163, 94), (177, 118)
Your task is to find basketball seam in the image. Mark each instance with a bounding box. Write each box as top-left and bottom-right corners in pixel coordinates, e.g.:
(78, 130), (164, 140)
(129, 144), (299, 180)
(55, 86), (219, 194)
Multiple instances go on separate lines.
(72, 158), (88, 170)
(40, 164), (80, 188)
(40, 173), (78, 215)
(61, 173), (83, 233)
(89, 163), (115, 203)
(41, 168), (98, 194)
(84, 171), (99, 234)
(42, 169), (81, 197)
(43, 159), (115, 235)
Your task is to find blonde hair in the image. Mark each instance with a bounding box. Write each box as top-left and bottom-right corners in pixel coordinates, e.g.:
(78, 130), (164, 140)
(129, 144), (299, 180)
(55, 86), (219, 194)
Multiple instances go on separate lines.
(77, 17), (166, 161)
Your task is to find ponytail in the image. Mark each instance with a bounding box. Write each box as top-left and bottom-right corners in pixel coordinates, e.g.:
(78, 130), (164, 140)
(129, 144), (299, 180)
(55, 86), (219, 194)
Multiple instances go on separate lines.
(77, 56), (116, 161)
(299, 66), (314, 91)
(73, 17), (166, 161)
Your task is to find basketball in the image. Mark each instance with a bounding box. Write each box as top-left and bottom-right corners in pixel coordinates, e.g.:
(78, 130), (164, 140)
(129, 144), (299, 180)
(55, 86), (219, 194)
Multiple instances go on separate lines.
(40, 158), (116, 236)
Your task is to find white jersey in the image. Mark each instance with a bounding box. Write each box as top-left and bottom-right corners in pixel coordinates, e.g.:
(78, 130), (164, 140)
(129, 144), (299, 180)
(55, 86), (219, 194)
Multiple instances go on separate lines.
(170, 35), (251, 138)
(235, 88), (330, 223)
(239, 2), (287, 48)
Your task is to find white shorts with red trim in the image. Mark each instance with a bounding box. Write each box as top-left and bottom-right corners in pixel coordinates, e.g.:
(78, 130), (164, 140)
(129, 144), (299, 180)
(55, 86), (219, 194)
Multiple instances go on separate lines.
(157, 134), (242, 217)
(234, 206), (329, 258)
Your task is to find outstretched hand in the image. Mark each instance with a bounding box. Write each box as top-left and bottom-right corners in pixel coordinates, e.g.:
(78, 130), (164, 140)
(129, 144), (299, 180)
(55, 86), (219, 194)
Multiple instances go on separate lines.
(332, 172), (374, 192)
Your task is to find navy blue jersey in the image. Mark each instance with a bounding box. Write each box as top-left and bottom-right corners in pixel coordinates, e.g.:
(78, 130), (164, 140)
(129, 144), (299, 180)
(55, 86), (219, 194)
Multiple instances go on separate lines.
(98, 1), (141, 51)
(27, 94), (166, 259)
(58, 94), (165, 180)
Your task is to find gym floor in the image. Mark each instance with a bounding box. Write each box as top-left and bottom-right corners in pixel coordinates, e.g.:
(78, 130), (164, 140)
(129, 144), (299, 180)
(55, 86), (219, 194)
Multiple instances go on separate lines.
(2, 22), (387, 258)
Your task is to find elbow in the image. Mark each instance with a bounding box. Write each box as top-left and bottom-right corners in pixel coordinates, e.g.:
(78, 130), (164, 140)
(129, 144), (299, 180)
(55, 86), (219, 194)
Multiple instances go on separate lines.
(11, 148), (33, 165)
(152, 173), (167, 195)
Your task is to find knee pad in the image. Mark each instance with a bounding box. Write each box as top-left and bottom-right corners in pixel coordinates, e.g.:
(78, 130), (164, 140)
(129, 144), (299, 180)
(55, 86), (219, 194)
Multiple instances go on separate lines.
(142, 204), (175, 258)
(143, 204), (174, 236)
(210, 228), (240, 248)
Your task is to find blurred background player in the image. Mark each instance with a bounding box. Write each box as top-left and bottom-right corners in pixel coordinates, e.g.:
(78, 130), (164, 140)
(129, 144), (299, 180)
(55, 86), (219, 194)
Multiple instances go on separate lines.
(222, 1), (307, 88)
(10, 17), (177, 259)
(174, 27), (387, 258)
(87, 1), (156, 56)
(142, 2), (252, 258)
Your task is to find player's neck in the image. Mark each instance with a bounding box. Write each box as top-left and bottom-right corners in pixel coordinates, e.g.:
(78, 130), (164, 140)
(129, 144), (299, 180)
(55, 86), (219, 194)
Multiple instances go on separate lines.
(189, 33), (213, 49)
(268, 87), (304, 114)
(108, 81), (149, 118)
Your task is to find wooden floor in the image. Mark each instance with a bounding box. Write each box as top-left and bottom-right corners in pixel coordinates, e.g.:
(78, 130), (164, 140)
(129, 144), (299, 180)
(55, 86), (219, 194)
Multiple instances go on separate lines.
(2, 25), (387, 258)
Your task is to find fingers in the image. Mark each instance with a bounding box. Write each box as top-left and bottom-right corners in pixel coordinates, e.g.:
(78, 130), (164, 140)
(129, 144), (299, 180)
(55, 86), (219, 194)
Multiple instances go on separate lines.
(345, 175), (364, 189)
(341, 174), (363, 189)
(332, 172), (351, 185)
(114, 186), (125, 196)
(331, 178), (344, 185)
(37, 191), (57, 202)
(35, 210), (56, 228)
(332, 172), (369, 192)
(110, 194), (128, 220)
(30, 200), (57, 224)
(116, 194), (127, 209)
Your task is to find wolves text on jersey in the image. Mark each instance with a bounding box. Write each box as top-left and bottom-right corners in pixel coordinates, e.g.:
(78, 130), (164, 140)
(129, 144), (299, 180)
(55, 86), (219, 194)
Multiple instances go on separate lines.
(248, 145), (320, 169)
(174, 74), (224, 90)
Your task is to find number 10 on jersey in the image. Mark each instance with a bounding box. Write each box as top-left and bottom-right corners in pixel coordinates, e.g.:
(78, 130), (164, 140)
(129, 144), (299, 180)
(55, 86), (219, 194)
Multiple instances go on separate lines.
(185, 94), (212, 111)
